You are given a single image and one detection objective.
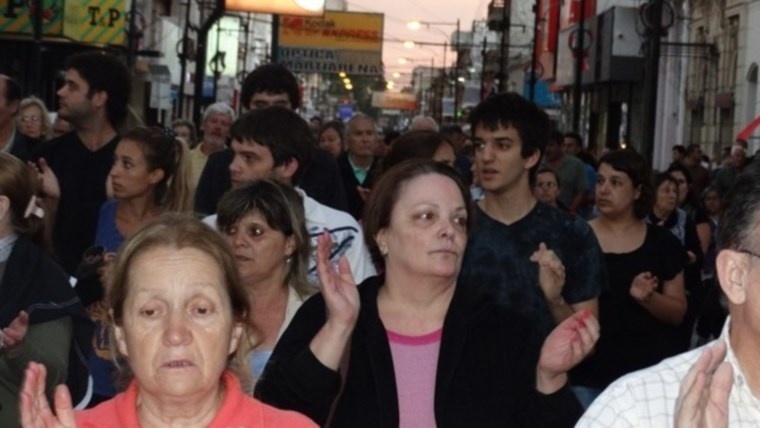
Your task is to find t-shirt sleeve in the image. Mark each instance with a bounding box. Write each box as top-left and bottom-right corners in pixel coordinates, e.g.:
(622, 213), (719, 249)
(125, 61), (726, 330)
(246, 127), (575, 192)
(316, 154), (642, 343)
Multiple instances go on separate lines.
(562, 218), (606, 305)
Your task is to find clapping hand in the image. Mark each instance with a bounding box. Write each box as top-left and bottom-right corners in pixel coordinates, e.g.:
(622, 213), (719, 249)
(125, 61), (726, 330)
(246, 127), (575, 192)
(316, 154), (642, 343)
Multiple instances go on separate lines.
(530, 242), (566, 301)
(19, 362), (76, 428)
(536, 310), (600, 394)
(674, 340), (733, 428)
(630, 271), (658, 302)
(316, 232), (360, 330)
(2, 311), (29, 357)
(27, 158), (60, 201)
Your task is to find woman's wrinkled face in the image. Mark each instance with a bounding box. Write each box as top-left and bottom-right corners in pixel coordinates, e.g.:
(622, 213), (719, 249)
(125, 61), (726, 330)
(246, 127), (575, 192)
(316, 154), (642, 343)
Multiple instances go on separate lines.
(224, 211), (295, 286)
(114, 246), (243, 399)
(375, 173), (468, 281)
(18, 105), (43, 139)
(655, 180), (679, 215)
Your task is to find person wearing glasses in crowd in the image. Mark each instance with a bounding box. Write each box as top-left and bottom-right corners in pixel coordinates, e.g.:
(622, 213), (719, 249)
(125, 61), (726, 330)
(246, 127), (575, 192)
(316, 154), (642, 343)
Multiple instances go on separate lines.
(533, 167), (566, 211)
(17, 97), (52, 142)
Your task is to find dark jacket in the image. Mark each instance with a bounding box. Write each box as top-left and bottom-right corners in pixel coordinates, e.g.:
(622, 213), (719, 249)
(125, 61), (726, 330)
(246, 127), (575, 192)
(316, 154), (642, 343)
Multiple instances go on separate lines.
(9, 129), (40, 162)
(255, 276), (582, 428)
(194, 147), (348, 216)
(0, 235), (93, 407)
(336, 153), (380, 220)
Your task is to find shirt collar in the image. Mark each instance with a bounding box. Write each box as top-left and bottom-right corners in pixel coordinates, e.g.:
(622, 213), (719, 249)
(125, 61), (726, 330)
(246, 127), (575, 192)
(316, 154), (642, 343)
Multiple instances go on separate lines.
(723, 317), (760, 405)
(2, 126), (16, 154)
(295, 187), (327, 228)
(0, 234), (18, 262)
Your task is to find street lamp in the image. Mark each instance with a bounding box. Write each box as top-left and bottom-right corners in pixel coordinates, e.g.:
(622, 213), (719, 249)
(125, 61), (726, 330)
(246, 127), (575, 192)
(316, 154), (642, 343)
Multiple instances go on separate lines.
(407, 19), (462, 122)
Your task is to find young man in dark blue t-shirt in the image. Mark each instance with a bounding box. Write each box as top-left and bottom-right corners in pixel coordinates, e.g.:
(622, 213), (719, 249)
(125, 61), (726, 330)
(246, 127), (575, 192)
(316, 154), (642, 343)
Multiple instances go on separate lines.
(459, 93), (606, 337)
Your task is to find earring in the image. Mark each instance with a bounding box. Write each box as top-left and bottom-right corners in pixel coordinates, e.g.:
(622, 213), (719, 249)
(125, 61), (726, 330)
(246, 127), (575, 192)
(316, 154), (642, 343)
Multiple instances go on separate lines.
(285, 256), (292, 264)
(380, 247), (388, 257)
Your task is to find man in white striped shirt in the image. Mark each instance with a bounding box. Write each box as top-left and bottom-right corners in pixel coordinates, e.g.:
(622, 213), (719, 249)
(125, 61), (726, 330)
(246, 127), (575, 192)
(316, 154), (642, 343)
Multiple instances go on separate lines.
(577, 161), (760, 428)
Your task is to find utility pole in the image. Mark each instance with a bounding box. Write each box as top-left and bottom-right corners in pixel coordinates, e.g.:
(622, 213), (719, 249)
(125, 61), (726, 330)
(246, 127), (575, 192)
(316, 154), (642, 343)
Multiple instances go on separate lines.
(572, 0), (586, 133)
(481, 36), (488, 101)
(127, 0), (138, 69)
(31, 0), (43, 96)
(641, 0), (665, 162)
(271, 15), (280, 63)
(529, 0), (540, 101)
(498, 0), (511, 92)
(177, 0), (193, 117)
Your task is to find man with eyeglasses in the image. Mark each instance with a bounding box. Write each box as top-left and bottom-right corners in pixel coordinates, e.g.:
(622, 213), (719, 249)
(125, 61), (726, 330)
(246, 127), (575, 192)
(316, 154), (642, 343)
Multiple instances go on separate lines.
(0, 75), (39, 161)
(533, 167), (566, 210)
(577, 161), (760, 427)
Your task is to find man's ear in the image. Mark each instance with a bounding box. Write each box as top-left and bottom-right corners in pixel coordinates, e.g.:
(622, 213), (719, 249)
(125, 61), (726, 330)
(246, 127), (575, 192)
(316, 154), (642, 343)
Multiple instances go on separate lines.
(274, 158), (299, 184)
(716, 249), (749, 305)
(525, 149), (541, 171)
(91, 90), (108, 110)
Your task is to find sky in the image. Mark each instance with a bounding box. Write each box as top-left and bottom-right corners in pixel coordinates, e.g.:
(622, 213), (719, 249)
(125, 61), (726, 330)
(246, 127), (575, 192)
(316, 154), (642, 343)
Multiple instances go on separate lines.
(345, 0), (488, 90)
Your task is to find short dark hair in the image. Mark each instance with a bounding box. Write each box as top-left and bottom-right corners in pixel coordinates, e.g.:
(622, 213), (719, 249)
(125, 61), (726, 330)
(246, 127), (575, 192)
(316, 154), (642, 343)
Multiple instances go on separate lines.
(653, 171), (678, 196)
(240, 64), (301, 110)
(440, 124), (464, 138)
(363, 160), (472, 269)
(666, 162), (693, 184)
(65, 51), (130, 127)
(229, 107), (313, 184)
(672, 145), (686, 156)
(564, 132), (583, 148)
(718, 161), (760, 251)
(0, 75), (22, 106)
(469, 92), (550, 174)
(548, 130), (564, 145)
(380, 130), (455, 175)
(686, 144), (701, 156)
(535, 166), (561, 188)
(597, 149), (654, 219)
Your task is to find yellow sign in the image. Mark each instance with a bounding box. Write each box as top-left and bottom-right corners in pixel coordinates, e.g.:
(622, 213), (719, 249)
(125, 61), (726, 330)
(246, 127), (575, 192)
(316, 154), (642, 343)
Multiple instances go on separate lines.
(0, 0), (125, 44)
(63, 0), (125, 45)
(0, 0), (63, 35)
(279, 11), (383, 52)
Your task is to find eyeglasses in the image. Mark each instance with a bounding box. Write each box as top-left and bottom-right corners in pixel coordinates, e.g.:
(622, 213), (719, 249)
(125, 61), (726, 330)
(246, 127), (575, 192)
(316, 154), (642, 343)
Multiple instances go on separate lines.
(535, 182), (558, 189)
(20, 116), (40, 123)
(738, 248), (760, 260)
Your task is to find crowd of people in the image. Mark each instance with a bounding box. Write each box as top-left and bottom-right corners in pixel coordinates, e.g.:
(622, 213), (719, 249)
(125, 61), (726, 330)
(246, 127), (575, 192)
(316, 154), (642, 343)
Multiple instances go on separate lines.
(0, 49), (756, 427)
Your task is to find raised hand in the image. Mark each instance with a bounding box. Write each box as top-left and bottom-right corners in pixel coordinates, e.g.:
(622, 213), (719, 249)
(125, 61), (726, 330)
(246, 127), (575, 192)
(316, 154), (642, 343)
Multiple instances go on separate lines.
(530, 242), (566, 301)
(27, 158), (60, 201)
(536, 310), (600, 394)
(630, 271), (658, 302)
(310, 232), (361, 370)
(19, 362), (76, 428)
(2, 311), (29, 357)
(315, 232), (360, 330)
(674, 340), (733, 428)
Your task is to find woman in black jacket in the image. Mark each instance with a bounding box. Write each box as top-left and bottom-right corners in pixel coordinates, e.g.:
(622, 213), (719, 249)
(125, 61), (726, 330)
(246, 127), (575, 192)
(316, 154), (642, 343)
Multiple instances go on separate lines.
(256, 160), (599, 427)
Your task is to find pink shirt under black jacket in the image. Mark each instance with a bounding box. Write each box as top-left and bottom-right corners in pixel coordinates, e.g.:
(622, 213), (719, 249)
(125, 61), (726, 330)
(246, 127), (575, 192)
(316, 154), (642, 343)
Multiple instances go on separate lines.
(75, 371), (316, 427)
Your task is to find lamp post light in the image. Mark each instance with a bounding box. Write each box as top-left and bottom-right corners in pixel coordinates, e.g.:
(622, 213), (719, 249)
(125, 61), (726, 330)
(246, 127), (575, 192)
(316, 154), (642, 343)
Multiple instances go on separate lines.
(407, 19), (462, 122)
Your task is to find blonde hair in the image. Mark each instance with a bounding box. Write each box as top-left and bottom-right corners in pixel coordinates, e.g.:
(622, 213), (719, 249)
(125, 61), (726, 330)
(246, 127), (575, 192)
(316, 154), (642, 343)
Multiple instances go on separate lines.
(18, 97), (52, 140)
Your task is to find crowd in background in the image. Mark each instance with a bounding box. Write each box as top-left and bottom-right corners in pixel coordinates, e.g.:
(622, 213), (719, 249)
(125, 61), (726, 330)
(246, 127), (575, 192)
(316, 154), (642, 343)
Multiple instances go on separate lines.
(0, 50), (757, 428)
